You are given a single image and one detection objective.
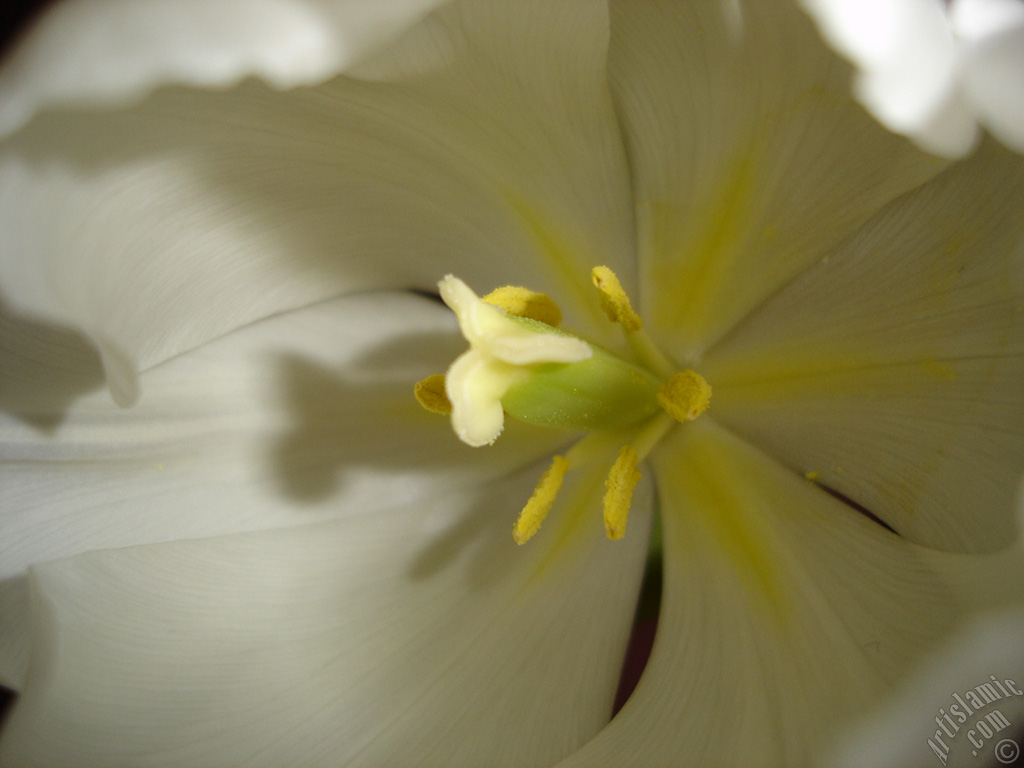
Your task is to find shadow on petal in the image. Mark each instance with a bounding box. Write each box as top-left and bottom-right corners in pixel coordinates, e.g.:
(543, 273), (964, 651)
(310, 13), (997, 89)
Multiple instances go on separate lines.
(0, 301), (105, 431)
(0, 574), (29, 691)
(266, 318), (601, 585)
(404, 463), (538, 586)
(267, 327), (464, 503)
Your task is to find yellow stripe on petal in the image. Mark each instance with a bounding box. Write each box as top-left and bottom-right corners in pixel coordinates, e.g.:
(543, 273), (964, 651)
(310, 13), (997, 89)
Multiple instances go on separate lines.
(661, 422), (790, 618)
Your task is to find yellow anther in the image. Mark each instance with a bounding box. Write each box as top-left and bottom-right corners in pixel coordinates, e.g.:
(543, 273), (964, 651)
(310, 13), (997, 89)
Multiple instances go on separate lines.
(414, 374), (452, 415)
(513, 455), (569, 545)
(603, 446), (641, 540)
(482, 285), (563, 327)
(657, 370), (712, 422)
(591, 266), (642, 332)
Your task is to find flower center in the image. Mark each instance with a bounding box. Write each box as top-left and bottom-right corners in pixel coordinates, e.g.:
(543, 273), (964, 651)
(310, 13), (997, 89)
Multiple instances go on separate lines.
(415, 267), (711, 544)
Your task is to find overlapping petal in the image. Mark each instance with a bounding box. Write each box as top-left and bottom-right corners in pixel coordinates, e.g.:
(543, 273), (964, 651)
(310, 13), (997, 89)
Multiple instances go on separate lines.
(1, 1), (1022, 765)
(0, 0), (633, 405)
(556, 420), (1024, 767)
(606, 0), (949, 362)
(0, 454), (652, 767)
(0, 292), (568, 687)
(0, 0), (446, 137)
(703, 141), (1024, 553)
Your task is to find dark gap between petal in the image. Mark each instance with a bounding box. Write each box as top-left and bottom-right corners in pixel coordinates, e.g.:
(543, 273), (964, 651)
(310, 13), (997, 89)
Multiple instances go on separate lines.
(0, 0), (54, 55)
(817, 483), (897, 535)
(409, 287), (443, 305)
(612, 548), (662, 718)
(0, 683), (16, 737)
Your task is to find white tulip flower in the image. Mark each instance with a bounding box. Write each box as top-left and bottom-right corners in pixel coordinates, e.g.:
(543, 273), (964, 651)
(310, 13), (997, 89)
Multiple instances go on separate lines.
(1, 2), (1023, 767)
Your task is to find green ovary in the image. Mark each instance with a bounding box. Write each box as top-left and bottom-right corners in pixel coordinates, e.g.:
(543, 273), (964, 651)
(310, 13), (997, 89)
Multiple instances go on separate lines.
(501, 346), (663, 431)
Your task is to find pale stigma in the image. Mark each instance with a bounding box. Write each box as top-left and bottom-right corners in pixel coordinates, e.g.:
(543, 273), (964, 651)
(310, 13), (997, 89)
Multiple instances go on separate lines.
(437, 275), (591, 446)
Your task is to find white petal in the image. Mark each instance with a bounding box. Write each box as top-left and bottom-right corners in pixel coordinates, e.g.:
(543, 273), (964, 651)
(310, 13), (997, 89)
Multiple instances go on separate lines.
(896, 88), (981, 159)
(703, 142), (1024, 553)
(557, 420), (1024, 767)
(0, 0), (635, 404)
(830, 605), (1024, 768)
(0, 576), (29, 695)
(0, 459), (652, 767)
(607, 0), (949, 361)
(0, 0), (446, 138)
(951, 0), (1024, 40)
(0, 292), (566, 687)
(800, 0), (980, 157)
(828, 484), (1024, 767)
(958, 12), (1024, 154)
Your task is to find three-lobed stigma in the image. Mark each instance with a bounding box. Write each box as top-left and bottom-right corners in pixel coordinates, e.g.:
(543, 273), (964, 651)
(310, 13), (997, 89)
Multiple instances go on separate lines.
(415, 266), (711, 544)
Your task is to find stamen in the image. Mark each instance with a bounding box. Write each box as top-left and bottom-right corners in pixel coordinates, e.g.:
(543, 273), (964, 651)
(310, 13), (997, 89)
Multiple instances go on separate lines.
(482, 285), (562, 327)
(591, 266), (642, 332)
(414, 374), (452, 415)
(514, 455), (570, 545)
(657, 370), (712, 422)
(603, 446), (641, 540)
(589, 265), (674, 376)
(426, 271), (715, 548)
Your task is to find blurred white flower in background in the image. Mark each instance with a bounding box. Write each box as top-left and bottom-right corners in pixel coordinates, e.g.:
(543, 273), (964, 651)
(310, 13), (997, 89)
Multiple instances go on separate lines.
(800, 0), (1024, 156)
(1, 1), (1023, 766)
